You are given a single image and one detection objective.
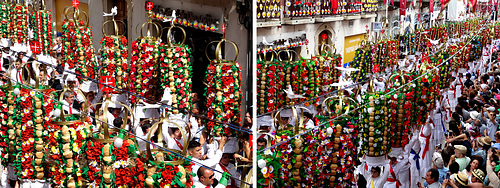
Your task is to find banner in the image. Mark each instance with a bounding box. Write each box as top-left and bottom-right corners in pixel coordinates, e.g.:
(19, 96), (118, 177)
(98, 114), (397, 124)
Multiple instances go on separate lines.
(344, 34), (366, 64)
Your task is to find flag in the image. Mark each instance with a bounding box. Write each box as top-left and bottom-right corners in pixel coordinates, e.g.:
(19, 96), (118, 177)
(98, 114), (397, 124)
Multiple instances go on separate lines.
(400, 0), (407, 15)
(430, 0), (434, 12)
(99, 76), (116, 93)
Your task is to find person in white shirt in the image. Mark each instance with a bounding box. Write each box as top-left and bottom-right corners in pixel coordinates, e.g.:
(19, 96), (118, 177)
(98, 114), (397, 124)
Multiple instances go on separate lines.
(302, 112), (315, 129)
(214, 139), (240, 188)
(61, 91), (79, 115)
(374, 76), (386, 92)
(189, 138), (227, 183)
(359, 155), (391, 188)
(9, 59), (24, 84)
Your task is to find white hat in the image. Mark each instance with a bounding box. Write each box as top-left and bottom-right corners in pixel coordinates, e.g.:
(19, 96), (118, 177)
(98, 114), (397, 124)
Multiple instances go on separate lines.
(135, 105), (160, 119)
(388, 148), (403, 158)
(65, 74), (78, 82)
(223, 137), (238, 154)
(432, 152), (444, 169)
(80, 81), (98, 93)
(106, 94), (128, 108)
(281, 109), (293, 118)
(407, 55), (415, 60)
(488, 106), (496, 112)
(167, 114), (186, 128)
(0, 38), (10, 48)
(470, 111), (480, 120)
(257, 115), (273, 128)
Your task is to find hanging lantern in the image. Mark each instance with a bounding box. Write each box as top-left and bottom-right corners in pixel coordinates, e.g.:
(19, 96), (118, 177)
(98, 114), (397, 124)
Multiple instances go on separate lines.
(100, 17), (129, 93)
(204, 38), (242, 136)
(158, 23), (193, 115)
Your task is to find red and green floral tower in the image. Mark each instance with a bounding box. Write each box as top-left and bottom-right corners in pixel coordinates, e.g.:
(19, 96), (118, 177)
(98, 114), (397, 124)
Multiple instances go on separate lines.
(204, 37), (242, 136)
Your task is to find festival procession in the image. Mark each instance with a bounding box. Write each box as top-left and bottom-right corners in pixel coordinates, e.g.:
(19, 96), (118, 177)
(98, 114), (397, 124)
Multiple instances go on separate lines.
(0, 0), (254, 187)
(256, 0), (500, 187)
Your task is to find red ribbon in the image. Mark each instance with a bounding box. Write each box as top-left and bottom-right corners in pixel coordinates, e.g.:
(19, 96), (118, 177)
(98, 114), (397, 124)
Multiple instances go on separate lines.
(388, 165), (402, 188)
(174, 139), (183, 151)
(420, 127), (431, 159)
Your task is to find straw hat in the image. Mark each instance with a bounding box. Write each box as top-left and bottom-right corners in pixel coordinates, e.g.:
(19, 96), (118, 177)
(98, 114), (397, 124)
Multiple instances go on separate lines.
(455, 172), (469, 186)
(472, 169), (485, 183)
(454, 145), (467, 155)
(478, 136), (492, 146)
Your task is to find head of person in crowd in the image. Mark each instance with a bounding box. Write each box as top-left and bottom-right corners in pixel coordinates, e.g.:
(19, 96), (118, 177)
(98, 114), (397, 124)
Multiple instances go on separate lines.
(108, 107), (122, 118)
(450, 161), (460, 175)
(113, 117), (123, 129)
(197, 167), (216, 186)
(188, 141), (202, 159)
(478, 136), (492, 152)
(449, 120), (461, 136)
(56, 35), (62, 46)
(466, 155), (483, 174)
(259, 123), (271, 133)
(371, 166), (381, 178)
(191, 102), (200, 115)
(495, 131), (500, 143)
(425, 168), (439, 185)
(141, 122), (152, 135)
(14, 58), (21, 70)
(432, 152), (445, 169)
(244, 111), (252, 127)
(257, 137), (267, 150)
(452, 112), (462, 122)
(63, 90), (75, 104)
(442, 146), (456, 165)
(220, 153), (233, 166)
(471, 169), (485, 183)
(466, 73), (472, 80)
(170, 126), (182, 140)
(0, 71), (7, 83)
(302, 112), (312, 123)
(454, 145), (467, 158)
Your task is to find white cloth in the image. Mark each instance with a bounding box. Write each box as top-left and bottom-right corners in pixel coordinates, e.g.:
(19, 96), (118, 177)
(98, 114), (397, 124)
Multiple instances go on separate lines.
(419, 120), (434, 179)
(19, 179), (50, 188)
(427, 182), (441, 188)
(214, 163), (241, 187)
(408, 130), (421, 188)
(166, 136), (185, 151)
(304, 119), (314, 129)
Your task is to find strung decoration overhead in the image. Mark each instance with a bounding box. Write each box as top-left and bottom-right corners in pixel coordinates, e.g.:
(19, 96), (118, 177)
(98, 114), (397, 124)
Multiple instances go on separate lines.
(204, 35), (242, 136)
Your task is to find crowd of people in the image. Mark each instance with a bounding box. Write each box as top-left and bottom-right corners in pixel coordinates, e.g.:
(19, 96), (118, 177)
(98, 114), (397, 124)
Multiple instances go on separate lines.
(0, 33), (252, 188)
